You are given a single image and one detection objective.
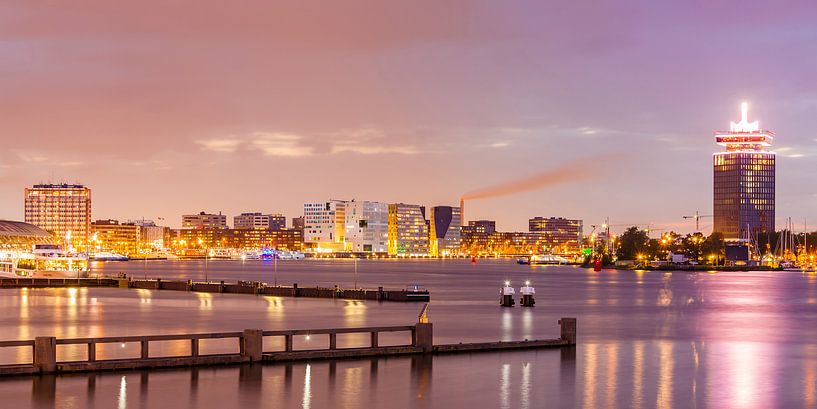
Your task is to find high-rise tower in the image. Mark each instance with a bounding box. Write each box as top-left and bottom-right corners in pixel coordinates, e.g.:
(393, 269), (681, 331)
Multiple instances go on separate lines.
(713, 102), (775, 239)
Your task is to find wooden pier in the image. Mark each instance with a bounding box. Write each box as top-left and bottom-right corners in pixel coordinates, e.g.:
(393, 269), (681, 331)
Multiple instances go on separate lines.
(0, 317), (577, 376)
(0, 277), (430, 302)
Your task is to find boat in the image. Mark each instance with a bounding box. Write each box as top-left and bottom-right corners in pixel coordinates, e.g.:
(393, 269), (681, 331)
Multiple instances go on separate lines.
(517, 254), (569, 265)
(405, 284), (430, 301)
(91, 251), (129, 261)
(27, 244), (89, 277)
(232, 250), (261, 260)
(208, 248), (234, 259)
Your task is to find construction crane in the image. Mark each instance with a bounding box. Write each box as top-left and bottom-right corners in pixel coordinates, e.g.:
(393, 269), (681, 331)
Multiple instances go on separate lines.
(683, 211), (714, 232)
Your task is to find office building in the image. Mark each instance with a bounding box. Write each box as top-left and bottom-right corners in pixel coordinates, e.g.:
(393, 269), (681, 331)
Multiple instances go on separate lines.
(388, 203), (428, 256)
(460, 220), (496, 236)
(292, 217), (305, 231)
(344, 200), (388, 253)
(234, 212), (286, 230)
(171, 228), (302, 251)
(429, 206), (462, 256)
(182, 211), (228, 229)
(713, 103), (775, 239)
(24, 183), (92, 250)
(303, 200), (347, 252)
(91, 219), (140, 255)
(528, 217), (583, 253)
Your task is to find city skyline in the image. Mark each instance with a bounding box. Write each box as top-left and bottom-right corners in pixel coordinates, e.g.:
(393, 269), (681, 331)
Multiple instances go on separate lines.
(3, 2), (817, 232)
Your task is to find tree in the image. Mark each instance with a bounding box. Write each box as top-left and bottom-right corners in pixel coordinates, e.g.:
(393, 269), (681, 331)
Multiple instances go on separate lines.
(616, 227), (650, 260)
(703, 232), (725, 265)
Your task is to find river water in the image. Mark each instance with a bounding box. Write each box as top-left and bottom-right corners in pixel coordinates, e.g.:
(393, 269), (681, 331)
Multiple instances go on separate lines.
(1, 259), (816, 408)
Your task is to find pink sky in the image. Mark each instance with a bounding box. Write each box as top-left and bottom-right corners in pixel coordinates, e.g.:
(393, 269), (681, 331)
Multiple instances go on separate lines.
(2, 1), (817, 232)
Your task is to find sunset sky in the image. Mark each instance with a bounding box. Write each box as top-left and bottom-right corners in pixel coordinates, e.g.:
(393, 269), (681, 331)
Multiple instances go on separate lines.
(3, 1), (817, 232)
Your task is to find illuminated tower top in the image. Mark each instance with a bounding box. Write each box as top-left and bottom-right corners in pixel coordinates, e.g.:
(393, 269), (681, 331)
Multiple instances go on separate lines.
(714, 102), (774, 153)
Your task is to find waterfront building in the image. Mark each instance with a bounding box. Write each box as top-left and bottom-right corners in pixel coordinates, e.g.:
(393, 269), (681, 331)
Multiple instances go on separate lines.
(303, 200), (347, 252)
(90, 219), (140, 255)
(344, 200), (388, 253)
(24, 183), (92, 251)
(127, 220), (168, 250)
(0, 220), (56, 254)
(171, 228), (302, 251)
(388, 203), (428, 256)
(460, 220), (496, 236)
(234, 212), (286, 230)
(461, 229), (552, 256)
(292, 217), (305, 231)
(713, 102), (775, 239)
(181, 212), (227, 229)
(429, 206), (462, 257)
(528, 217), (583, 254)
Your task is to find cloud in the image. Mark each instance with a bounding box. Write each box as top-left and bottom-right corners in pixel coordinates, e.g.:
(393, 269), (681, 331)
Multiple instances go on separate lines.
(330, 144), (418, 155)
(195, 138), (244, 152)
(489, 141), (509, 148)
(578, 127), (598, 135)
(250, 132), (314, 157)
(14, 151), (49, 163)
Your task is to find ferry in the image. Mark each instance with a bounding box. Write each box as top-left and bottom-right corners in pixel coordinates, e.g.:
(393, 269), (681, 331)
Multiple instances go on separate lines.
(91, 251), (129, 261)
(208, 248), (234, 259)
(27, 244), (89, 277)
(517, 254), (570, 265)
(232, 250), (261, 261)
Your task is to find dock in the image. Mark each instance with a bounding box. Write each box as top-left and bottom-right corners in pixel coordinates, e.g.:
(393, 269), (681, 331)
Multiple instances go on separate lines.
(0, 316), (577, 376)
(0, 277), (430, 302)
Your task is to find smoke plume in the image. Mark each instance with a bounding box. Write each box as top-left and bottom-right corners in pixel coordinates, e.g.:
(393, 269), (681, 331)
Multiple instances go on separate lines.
(461, 154), (617, 201)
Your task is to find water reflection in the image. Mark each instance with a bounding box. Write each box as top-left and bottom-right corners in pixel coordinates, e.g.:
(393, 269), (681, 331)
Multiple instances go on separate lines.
(657, 341), (673, 409)
(520, 362), (530, 409)
(582, 343), (598, 409)
(499, 363), (510, 409)
(302, 364), (311, 409)
(118, 375), (127, 409)
(633, 341), (644, 409)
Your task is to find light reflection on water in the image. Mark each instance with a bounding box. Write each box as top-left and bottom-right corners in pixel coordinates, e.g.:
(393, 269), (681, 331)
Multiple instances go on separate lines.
(0, 259), (816, 407)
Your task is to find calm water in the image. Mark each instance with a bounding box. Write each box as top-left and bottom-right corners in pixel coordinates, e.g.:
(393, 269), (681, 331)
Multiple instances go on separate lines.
(1, 259), (817, 408)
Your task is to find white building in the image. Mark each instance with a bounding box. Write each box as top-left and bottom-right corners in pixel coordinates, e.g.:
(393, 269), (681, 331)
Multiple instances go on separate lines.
(303, 200), (347, 252)
(344, 200), (388, 253)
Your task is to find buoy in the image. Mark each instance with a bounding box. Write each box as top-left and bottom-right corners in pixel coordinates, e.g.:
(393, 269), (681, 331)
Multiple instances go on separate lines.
(500, 281), (515, 307)
(471, 255), (477, 263)
(520, 281), (535, 307)
(594, 258), (601, 272)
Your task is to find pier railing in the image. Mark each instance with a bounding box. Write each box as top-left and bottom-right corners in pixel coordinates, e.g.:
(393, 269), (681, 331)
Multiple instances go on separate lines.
(0, 318), (575, 376)
(0, 323), (433, 375)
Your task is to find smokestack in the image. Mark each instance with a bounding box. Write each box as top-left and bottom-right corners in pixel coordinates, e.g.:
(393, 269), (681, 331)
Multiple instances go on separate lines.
(459, 198), (465, 226)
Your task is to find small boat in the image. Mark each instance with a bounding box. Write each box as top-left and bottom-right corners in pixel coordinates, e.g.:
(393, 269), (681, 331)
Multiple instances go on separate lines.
(518, 254), (569, 265)
(91, 251), (129, 261)
(207, 248), (234, 259)
(405, 284), (430, 301)
(232, 250), (261, 260)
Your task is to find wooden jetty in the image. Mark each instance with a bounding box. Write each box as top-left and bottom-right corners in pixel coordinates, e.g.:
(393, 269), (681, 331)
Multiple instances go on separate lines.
(0, 312), (577, 376)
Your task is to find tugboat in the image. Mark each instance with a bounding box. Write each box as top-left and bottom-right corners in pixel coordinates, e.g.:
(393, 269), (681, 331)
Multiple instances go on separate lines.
(500, 281), (515, 307)
(520, 281), (535, 307)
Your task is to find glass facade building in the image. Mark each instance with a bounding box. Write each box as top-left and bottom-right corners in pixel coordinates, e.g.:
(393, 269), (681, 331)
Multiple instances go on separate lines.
(387, 203), (428, 256)
(429, 206), (462, 257)
(713, 103), (775, 239)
